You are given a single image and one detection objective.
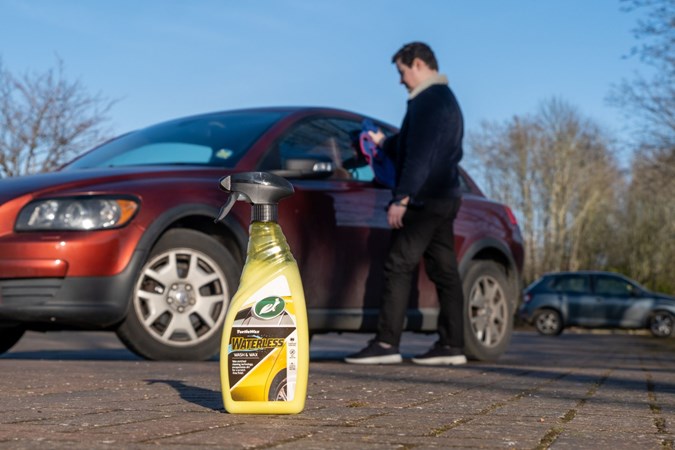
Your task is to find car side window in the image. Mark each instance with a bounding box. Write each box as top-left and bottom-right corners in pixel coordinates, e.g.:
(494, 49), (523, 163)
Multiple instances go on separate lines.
(594, 276), (633, 296)
(549, 275), (589, 294)
(258, 117), (374, 181)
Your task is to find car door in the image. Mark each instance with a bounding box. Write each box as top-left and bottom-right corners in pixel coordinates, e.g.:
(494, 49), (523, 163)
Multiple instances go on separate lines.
(551, 274), (593, 326)
(256, 116), (393, 317)
(592, 274), (643, 327)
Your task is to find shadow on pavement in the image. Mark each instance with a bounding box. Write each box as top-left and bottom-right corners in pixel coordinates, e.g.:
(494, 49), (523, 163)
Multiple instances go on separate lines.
(145, 379), (224, 412)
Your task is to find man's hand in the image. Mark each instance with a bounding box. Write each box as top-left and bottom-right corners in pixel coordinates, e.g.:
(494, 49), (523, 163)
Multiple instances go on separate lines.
(368, 130), (386, 146)
(387, 203), (407, 229)
(387, 197), (409, 229)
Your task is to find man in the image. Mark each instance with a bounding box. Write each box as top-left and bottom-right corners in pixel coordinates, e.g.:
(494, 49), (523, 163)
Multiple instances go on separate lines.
(345, 42), (466, 366)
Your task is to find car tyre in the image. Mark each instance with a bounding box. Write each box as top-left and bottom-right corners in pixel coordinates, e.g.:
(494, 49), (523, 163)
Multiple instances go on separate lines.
(116, 229), (240, 360)
(649, 311), (674, 338)
(463, 260), (513, 361)
(0, 324), (25, 354)
(533, 309), (564, 336)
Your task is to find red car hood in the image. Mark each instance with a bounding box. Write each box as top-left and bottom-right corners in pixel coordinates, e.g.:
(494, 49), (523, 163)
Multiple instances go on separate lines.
(0, 166), (227, 203)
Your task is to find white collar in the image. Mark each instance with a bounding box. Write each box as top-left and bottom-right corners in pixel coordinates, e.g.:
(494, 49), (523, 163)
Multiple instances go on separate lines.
(408, 73), (449, 100)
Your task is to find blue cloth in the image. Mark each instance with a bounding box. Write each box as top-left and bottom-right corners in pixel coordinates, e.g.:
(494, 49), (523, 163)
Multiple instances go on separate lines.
(359, 119), (396, 189)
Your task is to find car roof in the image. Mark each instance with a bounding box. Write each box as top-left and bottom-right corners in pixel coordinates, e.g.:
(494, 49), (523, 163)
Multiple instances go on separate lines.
(134, 106), (388, 136)
(159, 106), (364, 122)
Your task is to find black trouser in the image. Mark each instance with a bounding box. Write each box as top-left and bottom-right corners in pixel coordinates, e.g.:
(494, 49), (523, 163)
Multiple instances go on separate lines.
(376, 197), (465, 349)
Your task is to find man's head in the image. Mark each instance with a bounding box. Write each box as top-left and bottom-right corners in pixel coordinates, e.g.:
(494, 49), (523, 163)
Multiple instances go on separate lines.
(392, 42), (439, 92)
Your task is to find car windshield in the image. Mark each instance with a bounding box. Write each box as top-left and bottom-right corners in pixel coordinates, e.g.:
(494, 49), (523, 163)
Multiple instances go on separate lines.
(63, 111), (285, 170)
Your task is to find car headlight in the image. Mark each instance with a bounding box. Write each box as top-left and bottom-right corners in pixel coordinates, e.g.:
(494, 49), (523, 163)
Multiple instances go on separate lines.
(16, 197), (139, 231)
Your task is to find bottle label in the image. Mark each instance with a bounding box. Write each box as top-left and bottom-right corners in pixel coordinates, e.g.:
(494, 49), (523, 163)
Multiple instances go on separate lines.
(228, 275), (298, 402)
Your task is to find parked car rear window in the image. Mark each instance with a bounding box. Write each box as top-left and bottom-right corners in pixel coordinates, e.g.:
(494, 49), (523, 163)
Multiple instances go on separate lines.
(548, 275), (589, 294)
(63, 111), (285, 170)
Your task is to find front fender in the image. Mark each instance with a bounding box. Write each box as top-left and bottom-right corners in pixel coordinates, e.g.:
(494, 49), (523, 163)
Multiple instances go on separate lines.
(136, 203), (248, 258)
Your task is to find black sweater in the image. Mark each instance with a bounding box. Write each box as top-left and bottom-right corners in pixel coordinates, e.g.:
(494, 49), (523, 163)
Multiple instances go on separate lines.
(384, 83), (464, 204)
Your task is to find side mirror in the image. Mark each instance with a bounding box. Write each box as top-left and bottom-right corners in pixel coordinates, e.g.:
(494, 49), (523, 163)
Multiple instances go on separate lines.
(270, 157), (334, 179)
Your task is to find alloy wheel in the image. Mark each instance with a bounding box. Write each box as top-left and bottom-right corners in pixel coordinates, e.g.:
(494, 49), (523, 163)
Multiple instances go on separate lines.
(468, 275), (509, 348)
(650, 312), (674, 338)
(133, 247), (228, 347)
(535, 310), (562, 335)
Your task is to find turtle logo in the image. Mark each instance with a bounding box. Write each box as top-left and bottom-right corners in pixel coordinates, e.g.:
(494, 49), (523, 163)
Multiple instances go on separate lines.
(252, 296), (286, 320)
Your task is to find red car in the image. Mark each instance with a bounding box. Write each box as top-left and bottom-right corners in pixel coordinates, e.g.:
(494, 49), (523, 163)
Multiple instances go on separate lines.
(0, 107), (523, 361)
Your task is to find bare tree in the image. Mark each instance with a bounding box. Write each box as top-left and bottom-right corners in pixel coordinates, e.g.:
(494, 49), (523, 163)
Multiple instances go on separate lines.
(606, 0), (675, 294)
(611, 0), (675, 152)
(468, 98), (622, 284)
(535, 100), (621, 273)
(0, 57), (115, 177)
(468, 116), (542, 283)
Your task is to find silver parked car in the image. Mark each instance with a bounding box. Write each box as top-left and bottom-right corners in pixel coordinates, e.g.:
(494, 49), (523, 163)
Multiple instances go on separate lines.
(519, 271), (675, 337)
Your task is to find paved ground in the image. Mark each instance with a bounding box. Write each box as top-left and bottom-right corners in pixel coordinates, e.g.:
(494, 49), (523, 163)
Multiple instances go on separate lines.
(1, 329), (674, 449)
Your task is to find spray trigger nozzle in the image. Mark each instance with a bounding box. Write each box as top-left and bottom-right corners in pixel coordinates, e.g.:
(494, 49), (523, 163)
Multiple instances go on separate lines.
(215, 193), (239, 223)
(215, 171), (295, 224)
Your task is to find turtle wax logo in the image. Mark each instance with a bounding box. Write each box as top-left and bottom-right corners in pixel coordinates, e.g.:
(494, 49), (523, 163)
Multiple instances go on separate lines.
(252, 296), (286, 320)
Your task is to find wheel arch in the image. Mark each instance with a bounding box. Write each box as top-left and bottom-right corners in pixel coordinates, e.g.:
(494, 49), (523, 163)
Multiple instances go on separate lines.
(136, 203), (248, 268)
(459, 238), (522, 309)
(534, 305), (565, 319)
(651, 303), (675, 315)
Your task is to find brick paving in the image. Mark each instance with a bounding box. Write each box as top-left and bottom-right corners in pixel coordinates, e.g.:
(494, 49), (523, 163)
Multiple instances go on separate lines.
(0, 330), (673, 449)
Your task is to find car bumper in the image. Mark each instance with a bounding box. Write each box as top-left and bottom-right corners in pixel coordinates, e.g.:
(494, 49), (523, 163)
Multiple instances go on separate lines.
(0, 251), (144, 329)
(0, 225), (144, 278)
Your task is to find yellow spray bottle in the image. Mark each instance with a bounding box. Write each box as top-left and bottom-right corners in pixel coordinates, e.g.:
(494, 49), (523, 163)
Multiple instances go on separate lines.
(215, 172), (308, 414)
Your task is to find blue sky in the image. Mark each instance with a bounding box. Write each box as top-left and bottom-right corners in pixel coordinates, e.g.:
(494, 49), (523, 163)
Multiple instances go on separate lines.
(0, 0), (646, 164)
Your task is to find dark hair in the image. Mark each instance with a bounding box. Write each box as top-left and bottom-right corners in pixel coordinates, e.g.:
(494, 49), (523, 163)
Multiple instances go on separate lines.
(392, 42), (438, 70)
